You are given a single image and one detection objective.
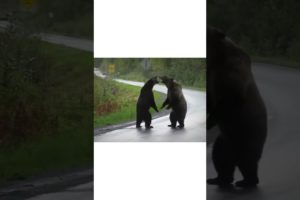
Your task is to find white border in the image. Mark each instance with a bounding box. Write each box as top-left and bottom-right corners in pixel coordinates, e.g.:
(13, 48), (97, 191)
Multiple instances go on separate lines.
(94, 143), (206, 200)
(94, 0), (206, 57)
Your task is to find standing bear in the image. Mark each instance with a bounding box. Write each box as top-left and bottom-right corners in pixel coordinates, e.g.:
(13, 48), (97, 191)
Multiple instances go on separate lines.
(207, 27), (267, 187)
(161, 76), (187, 128)
(136, 77), (159, 129)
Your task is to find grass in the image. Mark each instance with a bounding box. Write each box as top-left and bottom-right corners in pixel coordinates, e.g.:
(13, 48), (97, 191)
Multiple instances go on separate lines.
(94, 77), (165, 128)
(0, 128), (92, 182)
(0, 41), (93, 183)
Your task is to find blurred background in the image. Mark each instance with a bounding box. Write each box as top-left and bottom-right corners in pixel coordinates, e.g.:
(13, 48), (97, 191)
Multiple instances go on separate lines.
(0, 0), (93, 199)
(0, 0), (93, 38)
(207, 1), (300, 200)
(208, 0), (300, 67)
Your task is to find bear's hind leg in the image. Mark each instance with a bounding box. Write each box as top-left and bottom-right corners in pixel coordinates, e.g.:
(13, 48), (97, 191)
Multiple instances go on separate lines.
(168, 111), (177, 128)
(136, 111), (143, 128)
(144, 111), (153, 129)
(236, 156), (259, 187)
(207, 136), (235, 186)
(136, 120), (142, 128)
(178, 119), (185, 128)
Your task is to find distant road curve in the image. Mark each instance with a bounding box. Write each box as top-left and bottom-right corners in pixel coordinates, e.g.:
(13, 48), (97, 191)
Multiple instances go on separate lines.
(0, 20), (93, 52)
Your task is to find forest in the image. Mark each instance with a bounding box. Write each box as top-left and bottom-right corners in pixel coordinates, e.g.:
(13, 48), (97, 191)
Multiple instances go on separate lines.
(0, 0), (93, 38)
(208, 0), (300, 64)
(95, 58), (206, 89)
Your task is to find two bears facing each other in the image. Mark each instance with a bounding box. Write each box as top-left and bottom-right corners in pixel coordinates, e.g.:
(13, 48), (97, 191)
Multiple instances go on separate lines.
(136, 76), (187, 129)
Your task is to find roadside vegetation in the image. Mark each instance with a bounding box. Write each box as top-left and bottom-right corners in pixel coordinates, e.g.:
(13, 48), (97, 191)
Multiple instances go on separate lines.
(1, 0), (93, 39)
(94, 76), (164, 128)
(208, 0), (300, 68)
(95, 58), (206, 90)
(0, 28), (92, 183)
(33, 0), (93, 39)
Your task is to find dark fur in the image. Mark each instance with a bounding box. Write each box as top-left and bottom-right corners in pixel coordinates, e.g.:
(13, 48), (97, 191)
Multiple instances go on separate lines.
(207, 27), (267, 187)
(161, 76), (187, 128)
(136, 77), (159, 129)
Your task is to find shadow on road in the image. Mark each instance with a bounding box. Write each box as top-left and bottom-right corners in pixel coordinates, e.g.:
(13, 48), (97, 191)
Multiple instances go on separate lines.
(209, 185), (264, 199)
(136, 128), (152, 134)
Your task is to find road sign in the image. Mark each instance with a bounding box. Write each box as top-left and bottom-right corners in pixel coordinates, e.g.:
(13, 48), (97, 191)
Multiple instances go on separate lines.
(143, 58), (150, 70)
(108, 64), (115, 74)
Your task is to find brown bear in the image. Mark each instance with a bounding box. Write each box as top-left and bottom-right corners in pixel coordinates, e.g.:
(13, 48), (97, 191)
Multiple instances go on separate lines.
(161, 76), (187, 128)
(207, 26), (267, 187)
(136, 77), (159, 129)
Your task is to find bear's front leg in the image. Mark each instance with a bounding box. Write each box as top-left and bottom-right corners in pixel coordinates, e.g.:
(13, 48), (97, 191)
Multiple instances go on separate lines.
(161, 98), (169, 109)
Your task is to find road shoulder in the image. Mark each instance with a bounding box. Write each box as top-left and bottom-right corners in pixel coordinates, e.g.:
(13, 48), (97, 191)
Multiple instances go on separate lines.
(0, 167), (93, 200)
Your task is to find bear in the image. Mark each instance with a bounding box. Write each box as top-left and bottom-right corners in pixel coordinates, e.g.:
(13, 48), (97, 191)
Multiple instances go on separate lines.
(160, 76), (187, 128)
(136, 76), (159, 129)
(206, 26), (267, 187)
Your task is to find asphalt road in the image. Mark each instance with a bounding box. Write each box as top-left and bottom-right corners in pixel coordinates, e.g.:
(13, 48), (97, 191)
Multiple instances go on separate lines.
(0, 21), (93, 52)
(94, 77), (206, 142)
(40, 33), (93, 52)
(207, 63), (300, 200)
(26, 183), (93, 200)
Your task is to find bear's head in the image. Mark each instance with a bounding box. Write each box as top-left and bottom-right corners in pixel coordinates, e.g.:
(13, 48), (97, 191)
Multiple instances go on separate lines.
(144, 76), (159, 88)
(207, 26), (226, 56)
(160, 76), (176, 88)
(151, 76), (159, 84)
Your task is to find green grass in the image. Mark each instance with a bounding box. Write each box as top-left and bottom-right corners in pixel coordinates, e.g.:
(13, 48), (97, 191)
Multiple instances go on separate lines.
(0, 128), (92, 182)
(0, 41), (93, 183)
(94, 77), (165, 128)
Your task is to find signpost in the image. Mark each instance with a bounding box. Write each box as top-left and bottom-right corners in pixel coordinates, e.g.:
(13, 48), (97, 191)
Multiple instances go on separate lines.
(108, 64), (115, 74)
(143, 58), (150, 70)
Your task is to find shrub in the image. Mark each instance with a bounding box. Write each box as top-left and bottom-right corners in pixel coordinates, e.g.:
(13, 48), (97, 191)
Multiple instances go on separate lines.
(0, 28), (53, 143)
